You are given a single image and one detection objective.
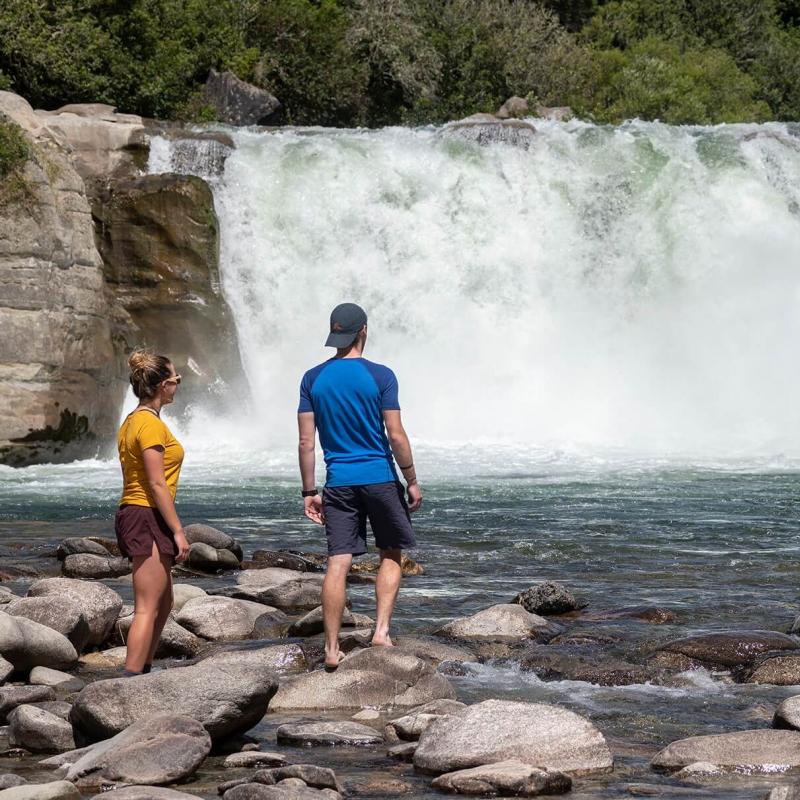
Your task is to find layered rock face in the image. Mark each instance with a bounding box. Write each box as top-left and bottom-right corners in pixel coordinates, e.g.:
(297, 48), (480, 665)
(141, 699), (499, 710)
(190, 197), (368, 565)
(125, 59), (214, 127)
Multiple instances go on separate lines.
(0, 91), (244, 465)
(0, 92), (125, 466)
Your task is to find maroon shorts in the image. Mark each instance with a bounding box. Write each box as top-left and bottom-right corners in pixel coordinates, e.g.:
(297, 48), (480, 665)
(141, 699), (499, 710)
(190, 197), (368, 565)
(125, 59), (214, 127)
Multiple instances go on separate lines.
(115, 504), (177, 560)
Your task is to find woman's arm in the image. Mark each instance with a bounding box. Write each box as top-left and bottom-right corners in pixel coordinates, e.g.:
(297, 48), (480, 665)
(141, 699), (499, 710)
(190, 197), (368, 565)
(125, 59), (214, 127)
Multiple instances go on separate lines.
(142, 446), (189, 561)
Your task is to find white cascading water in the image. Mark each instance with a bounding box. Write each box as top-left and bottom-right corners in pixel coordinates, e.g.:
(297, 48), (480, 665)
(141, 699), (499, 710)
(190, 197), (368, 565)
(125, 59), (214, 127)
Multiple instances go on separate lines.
(149, 120), (800, 465)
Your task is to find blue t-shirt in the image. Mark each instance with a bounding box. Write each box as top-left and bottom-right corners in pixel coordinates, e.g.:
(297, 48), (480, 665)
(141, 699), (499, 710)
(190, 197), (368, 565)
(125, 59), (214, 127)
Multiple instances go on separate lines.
(298, 358), (400, 487)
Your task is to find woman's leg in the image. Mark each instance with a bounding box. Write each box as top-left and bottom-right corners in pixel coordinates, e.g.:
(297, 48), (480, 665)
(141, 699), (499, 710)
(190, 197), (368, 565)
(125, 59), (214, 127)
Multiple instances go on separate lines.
(146, 567), (174, 666)
(126, 540), (171, 673)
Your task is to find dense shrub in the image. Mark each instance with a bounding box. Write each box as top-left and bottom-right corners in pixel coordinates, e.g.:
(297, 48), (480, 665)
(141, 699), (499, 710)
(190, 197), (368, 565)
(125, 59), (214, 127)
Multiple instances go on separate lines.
(0, 119), (28, 178)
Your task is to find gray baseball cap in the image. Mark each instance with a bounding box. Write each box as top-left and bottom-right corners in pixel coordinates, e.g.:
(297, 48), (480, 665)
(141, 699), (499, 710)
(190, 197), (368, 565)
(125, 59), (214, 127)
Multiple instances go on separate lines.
(325, 303), (368, 348)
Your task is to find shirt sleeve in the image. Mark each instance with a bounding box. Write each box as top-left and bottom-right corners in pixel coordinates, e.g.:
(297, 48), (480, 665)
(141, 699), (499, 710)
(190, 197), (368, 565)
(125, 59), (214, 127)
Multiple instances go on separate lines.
(136, 415), (168, 451)
(380, 368), (400, 411)
(298, 372), (314, 413)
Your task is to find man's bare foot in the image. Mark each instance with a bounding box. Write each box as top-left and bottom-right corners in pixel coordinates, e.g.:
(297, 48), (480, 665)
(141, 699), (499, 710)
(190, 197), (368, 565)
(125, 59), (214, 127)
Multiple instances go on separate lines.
(371, 632), (394, 647)
(324, 649), (345, 672)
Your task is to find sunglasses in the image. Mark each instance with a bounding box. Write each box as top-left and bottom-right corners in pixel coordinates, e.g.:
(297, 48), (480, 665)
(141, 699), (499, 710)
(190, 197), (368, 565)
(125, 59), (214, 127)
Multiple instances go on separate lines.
(163, 375), (182, 386)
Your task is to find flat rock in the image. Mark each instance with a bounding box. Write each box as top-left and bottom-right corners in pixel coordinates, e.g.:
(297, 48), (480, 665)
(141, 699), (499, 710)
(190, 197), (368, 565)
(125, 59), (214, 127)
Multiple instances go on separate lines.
(112, 609), (202, 657)
(0, 614), (78, 671)
(276, 721), (383, 747)
(172, 583), (207, 611)
(388, 741), (417, 761)
(242, 766), (341, 791)
(8, 704), (75, 752)
(413, 699), (613, 776)
(6, 597), (91, 653)
(27, 578), (123, 646)
(512, 582), (579, 615)
(222, 786), (340, 800)
(187, 542), (241, 572)
(200, 643), (308, 675)
(287, 606), (373, 637)
(747, 654), (800, 685)
(29, 667), (84, 692)
(224, 751), (288, 769)
(580, 606), (676, 624)
(654, 631), (800, 670)
(652, 730), (800, 773)
(0, 775), (27, 788)
(64, 713), (210, 786)
(520, 647), (657, 686)
(175, 596), (286, 641)
(251, 551), (318, 572)
(436, 604), (561, 643)
(222, 579), (323, 612)
(0, 685), (57, 722)
(78, 647), (127, 669)
(270, 647), (455, 712)
(56, 538), (109, 560)
(62, 554), (130, 580)
(392, 637), (477, 666)
(387, 700), (467, 740)
(0, 781), (80, 799)
(88, 788), (200, 800)
(70, 650), (278, 742)
(432, 758), (572, 796)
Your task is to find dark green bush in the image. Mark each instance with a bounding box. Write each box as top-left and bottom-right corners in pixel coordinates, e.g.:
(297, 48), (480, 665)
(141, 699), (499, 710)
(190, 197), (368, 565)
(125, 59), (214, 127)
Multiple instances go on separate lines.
(0, 119), (28, 178)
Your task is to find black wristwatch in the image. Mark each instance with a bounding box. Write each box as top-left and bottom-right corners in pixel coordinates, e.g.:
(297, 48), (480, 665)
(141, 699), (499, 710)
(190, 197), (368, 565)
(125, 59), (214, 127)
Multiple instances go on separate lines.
(301, 489), (319, 498)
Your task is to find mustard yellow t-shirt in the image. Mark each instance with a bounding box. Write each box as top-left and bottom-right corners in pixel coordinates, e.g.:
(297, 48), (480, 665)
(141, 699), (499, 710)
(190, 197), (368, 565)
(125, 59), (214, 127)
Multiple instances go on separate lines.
(118, 410), (184, 507)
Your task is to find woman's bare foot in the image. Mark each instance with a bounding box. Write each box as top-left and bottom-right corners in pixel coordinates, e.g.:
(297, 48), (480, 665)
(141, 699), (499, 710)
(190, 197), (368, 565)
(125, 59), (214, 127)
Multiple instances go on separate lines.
(371, 632), (394, 647)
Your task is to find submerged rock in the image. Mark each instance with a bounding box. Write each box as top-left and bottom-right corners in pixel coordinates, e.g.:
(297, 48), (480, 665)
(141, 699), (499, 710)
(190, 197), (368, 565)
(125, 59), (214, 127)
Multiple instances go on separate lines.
(652, 730), (800, 773)
(653, 631), (800, 671)
(432, 759), (572, 796)
(413, 699), (613, 776)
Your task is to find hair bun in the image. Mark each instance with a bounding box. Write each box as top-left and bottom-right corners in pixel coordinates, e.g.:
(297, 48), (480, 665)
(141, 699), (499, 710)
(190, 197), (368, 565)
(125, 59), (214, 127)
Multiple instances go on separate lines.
(128, 349), (156, 373)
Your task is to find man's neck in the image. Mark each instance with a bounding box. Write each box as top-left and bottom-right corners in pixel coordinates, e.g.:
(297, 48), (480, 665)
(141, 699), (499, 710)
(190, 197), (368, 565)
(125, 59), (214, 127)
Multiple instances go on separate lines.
(335, 344), (364, 359)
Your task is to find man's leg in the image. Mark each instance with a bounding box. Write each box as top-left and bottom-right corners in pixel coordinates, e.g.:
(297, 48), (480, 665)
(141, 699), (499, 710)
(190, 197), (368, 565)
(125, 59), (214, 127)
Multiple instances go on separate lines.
(322, 553), (353, 668)
(373, 548), (402, 647)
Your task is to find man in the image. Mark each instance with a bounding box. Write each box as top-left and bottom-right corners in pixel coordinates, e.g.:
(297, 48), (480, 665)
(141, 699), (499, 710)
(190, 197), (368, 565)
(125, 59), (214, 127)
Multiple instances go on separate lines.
(298, 302), (422, 671)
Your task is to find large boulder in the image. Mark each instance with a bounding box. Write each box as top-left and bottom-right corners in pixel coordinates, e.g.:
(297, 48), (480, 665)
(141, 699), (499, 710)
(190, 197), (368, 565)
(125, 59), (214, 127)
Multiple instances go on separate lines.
(70, 652), (278, 742)
(0, 613), (77, 671)
(229, 570), (324, 611)
(203, 69), (282, 126)
(269, 647), (455, 712)
(175, 596), (286, 641)
(432, 759), (571, 796)
(112, 609), (202, 657)
(652, 730), (800, 773)
(413, 700), (613, 776)
(61, 714), (211, 787)
(183, 523), (235, 551)
(436, 604), (561, 643)
(62, 554), (131, 580)
(27, 578), (123, 647)
(5, 596), (90, 652)
(0, 92), (125, 467)
(8, 704), (75, 752)
(92, 173), (244, 413)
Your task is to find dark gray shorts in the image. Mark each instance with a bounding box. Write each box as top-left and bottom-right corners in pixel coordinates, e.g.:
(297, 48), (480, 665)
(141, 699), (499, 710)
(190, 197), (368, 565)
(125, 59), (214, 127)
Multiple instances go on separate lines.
(323, 481), (417, 556)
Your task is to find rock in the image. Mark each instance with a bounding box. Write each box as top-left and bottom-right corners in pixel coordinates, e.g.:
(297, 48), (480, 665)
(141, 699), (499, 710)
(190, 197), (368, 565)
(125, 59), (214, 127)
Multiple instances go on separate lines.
(31, 700), (72, 720)
(393, 637), (478, 666)
(187, 542), (241, 572)
(270, 647), (455, 712)
(70, 652), (278, 742)
(56, 538), (110, 560)
(768, 789), (800, 800)
(535, 105), (573, 121)
(519, 647), (657, 686)
(413, 699), (612, 776)
(388, 742), (417, 761)
(0, 685), (57, 722)
(8, 704), (75, 752)
(251, 551), (318, 572)
(200, 643), (308, 676)
(654, 631), (800, 670)
(175, 596), (286, 641)
(350, 555), (424, 576)
(171, 583), (207, 611)
(0, 614), (77, 671)
(511, 582), (578, 615)
(183, 523), (234, 550)
(0, 775), (27, 789)
(223, 786), (339, 800)
(431, 758), (571, 796)
(6, 597), (91, 652)
(204, 69), (282, 126)
(63, 714), (210, 786)
(0, 587), (19, 604)
(0, 92), (124, 468)
(237, 568), (310, 587)
(92, 173), (244, 413)
(0, 655), (13, 682)
(436, 604), (561, 643)
(774, 696), (800, 730)
(28, 667), (84, 692)
(224, 752), (288, 769)
(0, 781), (80, 799)
(652, 730), (800, 772)
(250, 766), (341, 791)
(27, 578), (123, 647)
(226, 571), (324, 612)
(288, 606), (373, 637)
(387, 700), (467, 740)
(496, 96), (530, 119)
(61, 554), (130, 580)
(78, 647), (128, 669)
(276, 721), (383, 747)
(672, 761), (724, 781)
(112, 609), (202, 657)
(442, 116), (536, 149)
(88, 788), (200, 800)
(747, 653), (800, 685)
(580, 606), (677, 624)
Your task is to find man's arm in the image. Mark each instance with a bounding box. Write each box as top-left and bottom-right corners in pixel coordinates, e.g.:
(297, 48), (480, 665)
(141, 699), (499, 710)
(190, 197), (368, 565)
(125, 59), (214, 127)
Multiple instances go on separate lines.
(298, 412), (324, 524)
(383, 410), (422, 512)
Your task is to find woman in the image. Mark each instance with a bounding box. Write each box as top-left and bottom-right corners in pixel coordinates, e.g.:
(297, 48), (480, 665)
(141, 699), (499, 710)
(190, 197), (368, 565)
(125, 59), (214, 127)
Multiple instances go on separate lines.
(116, 350), (190, 676)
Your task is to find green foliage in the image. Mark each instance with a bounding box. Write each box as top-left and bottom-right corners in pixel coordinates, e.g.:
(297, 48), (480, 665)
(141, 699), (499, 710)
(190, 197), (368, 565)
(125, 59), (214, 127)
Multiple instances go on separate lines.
(0, 0), (797, 125)
(0, 119), (29, 178)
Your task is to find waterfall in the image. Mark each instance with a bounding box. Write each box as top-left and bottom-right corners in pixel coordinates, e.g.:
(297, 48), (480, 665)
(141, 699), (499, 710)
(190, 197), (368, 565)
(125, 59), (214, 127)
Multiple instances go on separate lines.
(149, 119), (800, 462)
